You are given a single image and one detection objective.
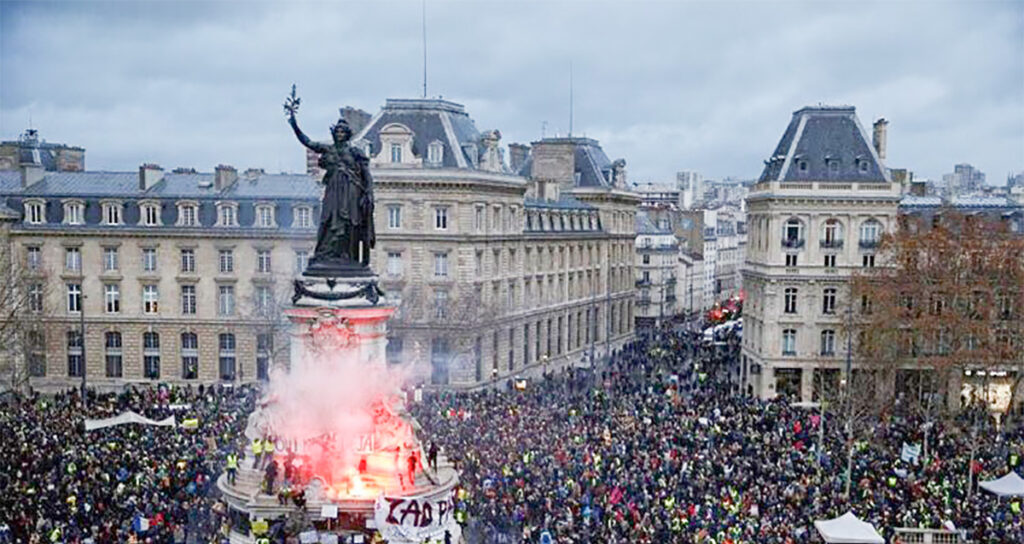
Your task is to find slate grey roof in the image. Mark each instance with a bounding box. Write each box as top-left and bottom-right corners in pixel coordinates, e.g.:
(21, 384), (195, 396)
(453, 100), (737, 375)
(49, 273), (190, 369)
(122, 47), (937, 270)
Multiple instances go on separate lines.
(635, 211), (668, 235)
(518, 137), (616, 188)
(759, 106), (890, 183)
(0, 169), (321, 230)
(573, 138), (614, 188)
(951, 195), (1018, 208)
(2, 137), (83, 172)
(0, 171), (320, 200)
(0, 201), (18, 218)
(354, 98), (492, 170)
(524, 195), (594, 210)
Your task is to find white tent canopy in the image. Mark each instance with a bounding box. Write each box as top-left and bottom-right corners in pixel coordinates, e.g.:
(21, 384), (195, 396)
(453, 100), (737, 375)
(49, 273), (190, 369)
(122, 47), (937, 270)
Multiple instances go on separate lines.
(979, 471), (1024, 497)
(814, 512), (885, 544)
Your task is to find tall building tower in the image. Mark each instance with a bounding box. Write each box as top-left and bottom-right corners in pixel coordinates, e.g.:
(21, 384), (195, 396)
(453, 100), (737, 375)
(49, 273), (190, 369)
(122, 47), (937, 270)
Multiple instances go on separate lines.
(741, 106), (900, 400)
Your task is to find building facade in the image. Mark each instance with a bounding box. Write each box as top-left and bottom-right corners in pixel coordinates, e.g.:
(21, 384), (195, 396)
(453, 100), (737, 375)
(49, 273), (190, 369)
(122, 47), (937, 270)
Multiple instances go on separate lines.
(304, 99), (639, 386)
(0, 99), (640, 391)
(634, 211), (679, 329)
(0, 145), (318, 391)
(741, 106), (901, 400)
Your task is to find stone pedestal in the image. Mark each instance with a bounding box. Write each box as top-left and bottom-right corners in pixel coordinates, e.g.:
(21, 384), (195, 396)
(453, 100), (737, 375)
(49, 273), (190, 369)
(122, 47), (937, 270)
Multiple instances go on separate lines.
(218, 273), (463, 543)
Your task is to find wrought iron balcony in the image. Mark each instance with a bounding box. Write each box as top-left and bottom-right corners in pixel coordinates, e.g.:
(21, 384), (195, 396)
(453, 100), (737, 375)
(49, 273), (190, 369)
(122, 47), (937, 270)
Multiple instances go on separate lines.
(859, 239), (880, 249)
(782, 238), (805, 249)
(635, 278), (651, 287)
(637, 298), (652, 307)
(820, 239), (844, 249)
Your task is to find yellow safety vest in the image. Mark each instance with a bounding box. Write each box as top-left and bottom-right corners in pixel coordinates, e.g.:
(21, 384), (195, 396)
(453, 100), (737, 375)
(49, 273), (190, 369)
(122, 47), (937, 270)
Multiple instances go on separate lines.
(252, 439), (263, 455)
(264, 440), (275, 454)
(226, 454), (238, 470)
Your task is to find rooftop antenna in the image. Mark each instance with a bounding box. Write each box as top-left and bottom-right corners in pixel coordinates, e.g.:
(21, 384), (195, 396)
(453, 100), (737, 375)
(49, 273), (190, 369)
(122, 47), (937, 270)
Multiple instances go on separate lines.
(541, 121), (547, 139)
(421, 0), (428, 98)
(568, 61), (574, 137)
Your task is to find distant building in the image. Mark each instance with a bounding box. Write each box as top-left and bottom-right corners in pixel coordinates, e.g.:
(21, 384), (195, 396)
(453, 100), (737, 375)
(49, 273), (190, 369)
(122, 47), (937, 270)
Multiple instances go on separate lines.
(676, 170), (704, 209)
(0, 129), (85, 172)
(1007, 171), (1024, 190)
(634, 211), (678, 329)
(941, 163), (986, 197)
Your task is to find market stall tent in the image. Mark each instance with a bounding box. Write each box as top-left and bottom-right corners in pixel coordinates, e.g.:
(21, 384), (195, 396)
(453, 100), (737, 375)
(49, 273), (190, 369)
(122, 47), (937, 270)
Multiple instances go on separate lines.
(979, 471), (1024, 497)
(813, 512), (885, 543)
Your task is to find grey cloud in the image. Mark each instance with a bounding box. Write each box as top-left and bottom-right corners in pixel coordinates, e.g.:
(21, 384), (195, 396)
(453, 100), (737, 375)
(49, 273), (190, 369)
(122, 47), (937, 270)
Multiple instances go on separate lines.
(1, 0), (1021, 183)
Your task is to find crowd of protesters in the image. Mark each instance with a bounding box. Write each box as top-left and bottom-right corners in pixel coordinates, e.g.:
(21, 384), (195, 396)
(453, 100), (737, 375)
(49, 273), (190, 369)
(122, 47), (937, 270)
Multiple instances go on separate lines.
(414, 325), (1024, 543)
(0, 384), (258, 543)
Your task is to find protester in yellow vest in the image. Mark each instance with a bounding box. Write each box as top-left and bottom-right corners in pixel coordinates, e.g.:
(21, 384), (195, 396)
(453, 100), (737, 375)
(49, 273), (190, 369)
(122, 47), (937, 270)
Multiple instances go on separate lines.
(252, 438), (263, 468)
(226, 452), (239, 485)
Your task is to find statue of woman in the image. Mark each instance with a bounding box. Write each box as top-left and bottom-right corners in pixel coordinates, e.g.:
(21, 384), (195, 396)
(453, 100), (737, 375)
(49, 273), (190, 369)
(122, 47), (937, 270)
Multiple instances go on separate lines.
(285, 86), (375, 272)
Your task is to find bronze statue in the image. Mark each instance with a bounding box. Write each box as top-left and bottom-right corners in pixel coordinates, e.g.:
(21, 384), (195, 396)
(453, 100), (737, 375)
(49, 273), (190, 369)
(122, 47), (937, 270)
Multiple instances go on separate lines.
(285, 85), (375, 275)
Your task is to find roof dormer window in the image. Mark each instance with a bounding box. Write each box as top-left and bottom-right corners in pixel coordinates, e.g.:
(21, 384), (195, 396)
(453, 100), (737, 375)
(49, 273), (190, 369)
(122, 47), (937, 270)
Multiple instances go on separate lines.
(255, 203), (276, 228)
(374, 123), (420, 168)
(177, 201), (199, 227)
(102, 201), (123, 225)
(24, 200), (45, 225)
(797, 159), (809, 173)
(859, 159), (869, 173)
(63, 200), (85, 225)
(293, 205), (313, 228)
(427, 140), (444, 166)
(140, 201), (161, 226)
(827, 158), (839, 175)
(216, 202), (238, 227)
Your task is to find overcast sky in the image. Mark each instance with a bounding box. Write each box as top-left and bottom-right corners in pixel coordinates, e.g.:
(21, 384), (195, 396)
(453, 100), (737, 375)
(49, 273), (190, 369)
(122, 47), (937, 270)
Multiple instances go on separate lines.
(1, 0), (1022, 184)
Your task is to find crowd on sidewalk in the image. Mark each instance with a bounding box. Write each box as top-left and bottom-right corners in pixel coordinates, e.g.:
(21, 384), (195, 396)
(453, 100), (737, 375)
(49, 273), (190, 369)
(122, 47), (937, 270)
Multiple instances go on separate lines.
(0, 384), (258, 543)
(413, 327), (1024, 543)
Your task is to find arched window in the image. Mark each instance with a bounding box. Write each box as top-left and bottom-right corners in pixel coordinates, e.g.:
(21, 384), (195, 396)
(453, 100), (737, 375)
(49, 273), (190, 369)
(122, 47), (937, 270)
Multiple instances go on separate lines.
(782, 218), (805, 248)
(821, 219), (844, 248)
(859, 219), (882, 248)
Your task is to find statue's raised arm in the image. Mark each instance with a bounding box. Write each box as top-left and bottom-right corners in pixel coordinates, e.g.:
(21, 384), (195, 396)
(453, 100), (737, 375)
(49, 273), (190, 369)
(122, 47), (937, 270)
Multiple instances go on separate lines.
(284, 85), (328, 154)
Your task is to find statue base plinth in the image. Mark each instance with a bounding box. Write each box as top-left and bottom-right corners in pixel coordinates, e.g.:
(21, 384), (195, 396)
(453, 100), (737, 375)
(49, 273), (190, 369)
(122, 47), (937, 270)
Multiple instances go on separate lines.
(303, 257), (375, 278)
(292, 274), (385, 308)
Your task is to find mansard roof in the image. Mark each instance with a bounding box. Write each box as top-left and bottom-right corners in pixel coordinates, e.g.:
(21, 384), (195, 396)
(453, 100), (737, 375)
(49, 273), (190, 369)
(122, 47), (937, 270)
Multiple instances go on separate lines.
(517, 137), (617, 189)
(759, 105), (890, 184)
(354, 98), (499, 170)
(0, 170), (320, 200)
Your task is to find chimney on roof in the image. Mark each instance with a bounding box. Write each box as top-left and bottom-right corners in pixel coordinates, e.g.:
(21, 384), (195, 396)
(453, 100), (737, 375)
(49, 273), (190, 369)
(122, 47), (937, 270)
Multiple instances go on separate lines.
(872, 118), (888, 161)
(214, 164), (238, 192)
(139, 163), (164, 191)
(19, 129), (45, 188)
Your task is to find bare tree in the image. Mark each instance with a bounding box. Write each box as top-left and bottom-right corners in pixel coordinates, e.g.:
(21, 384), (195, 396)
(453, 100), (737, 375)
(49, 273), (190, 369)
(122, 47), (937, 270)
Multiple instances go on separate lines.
(389, 281), (502, 384)
(849, 210), (1024, 494)
(851, 210), (1023, 419)
(243, 278), (294, 380)
(0, 225), (50, 393)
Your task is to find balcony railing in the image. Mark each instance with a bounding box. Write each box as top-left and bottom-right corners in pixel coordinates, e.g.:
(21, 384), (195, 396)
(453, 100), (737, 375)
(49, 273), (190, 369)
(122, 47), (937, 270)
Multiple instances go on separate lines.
(637, 298), (652, 307)
(782, 238), (805, 249)
(665, 277), (677, 286)
(859, 239), (880, 249)
(636, 279), (651, 287)
(820, 239), (844, 249)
